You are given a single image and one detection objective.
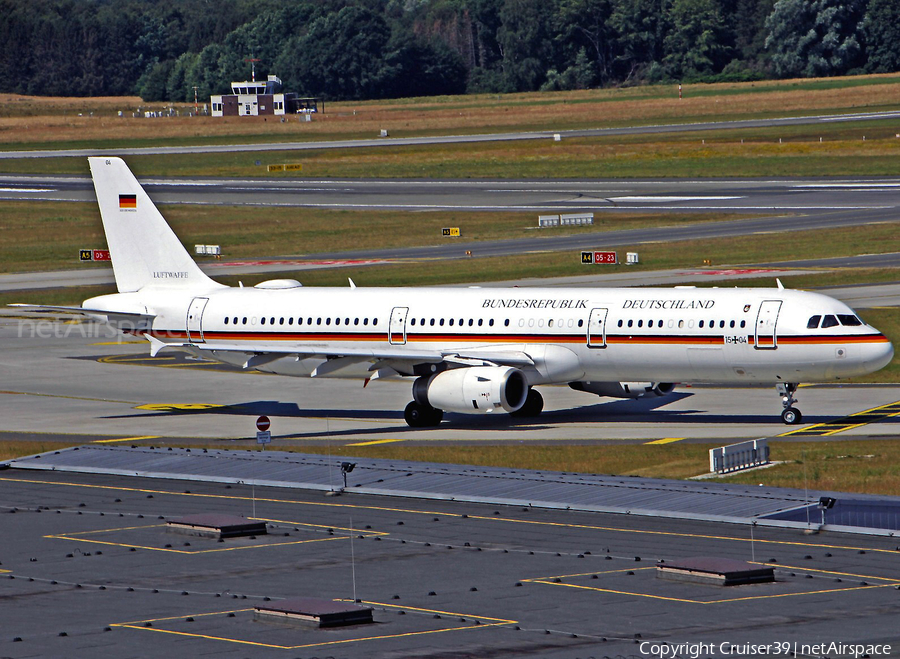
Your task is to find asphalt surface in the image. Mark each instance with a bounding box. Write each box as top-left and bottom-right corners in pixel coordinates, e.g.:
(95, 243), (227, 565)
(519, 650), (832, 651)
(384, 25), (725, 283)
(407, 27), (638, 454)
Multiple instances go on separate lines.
(2, 108), (900, 159)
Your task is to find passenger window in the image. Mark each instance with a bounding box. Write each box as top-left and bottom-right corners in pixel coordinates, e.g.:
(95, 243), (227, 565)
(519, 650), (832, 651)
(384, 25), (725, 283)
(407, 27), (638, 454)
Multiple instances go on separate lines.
(326, 318), (331, 325)
(279, 318), (284, 325)
(618, 319), (623, 328)
(577, 319), (584, 328)
(637, 320), (643, 328)
(440, 319), (445, 326)
(821, 315), (839, 328)
(838, 314), (862, 326)
(372, 319), (378, 326)
(699, 320), (704, 328)
(719, 320), (725, 328)
(242, 317), (247, 324)
(288, 318), (293, 325)
(658, 320), (663, 328)
(548, 319), (553, 328)
(430, 318), (435, 326)
(489, 319), (494, 327)
(678, 320), (684, 328)
(627, 319), (633, 328)
(740, 320), (746, 328)
(449, 318), (454, 326)
(363, 318), (368, 325)
(730, 320), (735, 328)
(478, 319), (483, 326)
(354, 318), (359, 325)
(317, 318), (322, 325)
(345, 318), (349, 325)
(261, 317), (266, 325)
(307, 317), (312, 325)
(504, 319), (510, 327)
(270, 317), (275, 325)
(410, 318), (416, 326)
(233, 317), (238, 325)
(469, 319), (474, 326)
(224, 317), (229, 325)
(335, 318), (340, 326)
(807, 315), (821, 329)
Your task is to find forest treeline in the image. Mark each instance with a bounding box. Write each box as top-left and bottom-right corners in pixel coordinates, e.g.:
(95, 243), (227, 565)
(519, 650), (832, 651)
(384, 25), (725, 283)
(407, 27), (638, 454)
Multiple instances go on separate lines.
(1, 0), (899, 103)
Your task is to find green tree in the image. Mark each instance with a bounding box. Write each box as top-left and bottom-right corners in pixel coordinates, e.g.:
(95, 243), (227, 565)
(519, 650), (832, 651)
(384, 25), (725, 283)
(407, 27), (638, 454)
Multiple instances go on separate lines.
(863, 0), (900, 73)
(663, 0), (733, 79)
(609, 0), (670, 82)
(765, 0), (866, 78)
(276, 6), (393, 99)
(497, 0), (556, 91)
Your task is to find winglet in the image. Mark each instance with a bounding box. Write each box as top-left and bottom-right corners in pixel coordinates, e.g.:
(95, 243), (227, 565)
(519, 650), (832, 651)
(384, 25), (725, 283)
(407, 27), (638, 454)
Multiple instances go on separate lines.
(776, 278), (785, 290)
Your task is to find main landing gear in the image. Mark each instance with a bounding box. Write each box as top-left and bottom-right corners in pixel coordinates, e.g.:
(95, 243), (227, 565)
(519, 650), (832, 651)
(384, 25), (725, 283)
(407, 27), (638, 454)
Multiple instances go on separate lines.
(511, 388), (544, 418)
(404, 401), (443, 428)
(777, 382), (803, 425)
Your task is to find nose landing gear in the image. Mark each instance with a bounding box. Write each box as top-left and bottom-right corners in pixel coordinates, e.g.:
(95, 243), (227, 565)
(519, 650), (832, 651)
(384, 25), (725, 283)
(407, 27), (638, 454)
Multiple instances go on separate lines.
(777, 382), (802, 424)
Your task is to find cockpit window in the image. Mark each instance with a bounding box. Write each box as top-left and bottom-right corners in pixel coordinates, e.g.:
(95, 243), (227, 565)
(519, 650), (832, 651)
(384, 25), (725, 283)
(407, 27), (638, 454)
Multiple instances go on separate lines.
(807, 315), (821, 329)
(821, 315), (839, 328)
(838, 314), (862, 326)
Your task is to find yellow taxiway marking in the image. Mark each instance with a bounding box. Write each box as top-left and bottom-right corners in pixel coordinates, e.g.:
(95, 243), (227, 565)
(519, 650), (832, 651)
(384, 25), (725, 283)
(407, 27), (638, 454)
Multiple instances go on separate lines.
(92, 435), (159, 444)
(134, 403), (227, 412)
(6, 475), (899, 555)
(779, 400), (900, 437)
(111, 600), (515, 650)
(645, 437), (684, 445)
(348, 438), (407, 446)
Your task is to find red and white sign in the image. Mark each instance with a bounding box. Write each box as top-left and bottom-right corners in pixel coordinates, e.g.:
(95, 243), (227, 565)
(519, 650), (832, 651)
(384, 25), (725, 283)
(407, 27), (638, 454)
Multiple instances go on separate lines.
(93, 249), (111, 261)
(256, 415), (270, 432)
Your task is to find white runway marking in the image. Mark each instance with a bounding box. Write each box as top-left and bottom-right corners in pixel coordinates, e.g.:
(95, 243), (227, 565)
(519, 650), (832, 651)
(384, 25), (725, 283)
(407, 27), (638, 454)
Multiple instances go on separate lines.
(610, 196), (742, 202)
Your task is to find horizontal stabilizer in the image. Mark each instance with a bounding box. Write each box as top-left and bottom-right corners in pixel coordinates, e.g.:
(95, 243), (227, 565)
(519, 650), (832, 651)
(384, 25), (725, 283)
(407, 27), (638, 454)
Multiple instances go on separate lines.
(10, 303), (155, 329)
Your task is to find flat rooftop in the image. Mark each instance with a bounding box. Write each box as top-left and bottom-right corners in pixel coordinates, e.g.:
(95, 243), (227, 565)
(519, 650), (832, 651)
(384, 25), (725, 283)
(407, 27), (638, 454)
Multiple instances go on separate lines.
(3, 449), (900, 657)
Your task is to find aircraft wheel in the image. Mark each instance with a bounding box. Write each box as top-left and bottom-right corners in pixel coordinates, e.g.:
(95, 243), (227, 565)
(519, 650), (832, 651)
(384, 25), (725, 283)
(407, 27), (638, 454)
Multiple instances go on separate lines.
(405, 401), (442, 428)
(781, 407), (802, 425)
(511, 388), (544, 417)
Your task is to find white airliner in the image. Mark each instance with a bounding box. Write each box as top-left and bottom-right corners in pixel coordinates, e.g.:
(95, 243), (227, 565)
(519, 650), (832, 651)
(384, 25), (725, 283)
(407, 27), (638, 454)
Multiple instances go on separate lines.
(16, 158), (894, 427)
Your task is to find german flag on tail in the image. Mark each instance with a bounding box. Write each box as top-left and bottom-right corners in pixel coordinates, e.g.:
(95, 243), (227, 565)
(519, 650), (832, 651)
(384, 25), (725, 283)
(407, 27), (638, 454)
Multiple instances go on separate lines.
(119, 194), (137, 209)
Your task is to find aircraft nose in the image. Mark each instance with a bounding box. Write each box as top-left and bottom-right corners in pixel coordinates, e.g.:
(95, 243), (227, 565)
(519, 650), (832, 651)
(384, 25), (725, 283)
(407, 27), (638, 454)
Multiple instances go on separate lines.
(866, 336), (894, 371)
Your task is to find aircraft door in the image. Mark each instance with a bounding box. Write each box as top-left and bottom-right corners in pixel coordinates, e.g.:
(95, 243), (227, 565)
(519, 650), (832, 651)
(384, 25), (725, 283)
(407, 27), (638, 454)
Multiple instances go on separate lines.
(587, 308), (609, 348)
(389, 306), (409, 345)
(186, 297), (209, 343)
(755, 300), (782, 350)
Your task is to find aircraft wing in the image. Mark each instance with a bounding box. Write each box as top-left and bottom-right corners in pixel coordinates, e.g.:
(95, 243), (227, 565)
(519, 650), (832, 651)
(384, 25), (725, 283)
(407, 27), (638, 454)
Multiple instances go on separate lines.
(144, 334), (535, 372)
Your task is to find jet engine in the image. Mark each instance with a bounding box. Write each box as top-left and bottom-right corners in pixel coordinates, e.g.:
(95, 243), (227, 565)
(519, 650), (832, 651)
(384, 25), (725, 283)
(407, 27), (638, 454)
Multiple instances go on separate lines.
(569, 381), (676, 399)
(413, 366), (529, 414)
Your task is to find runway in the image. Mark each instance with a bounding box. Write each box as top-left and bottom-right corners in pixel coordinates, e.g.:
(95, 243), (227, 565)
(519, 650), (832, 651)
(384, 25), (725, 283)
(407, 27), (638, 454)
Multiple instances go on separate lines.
(4, 172), (900, 213)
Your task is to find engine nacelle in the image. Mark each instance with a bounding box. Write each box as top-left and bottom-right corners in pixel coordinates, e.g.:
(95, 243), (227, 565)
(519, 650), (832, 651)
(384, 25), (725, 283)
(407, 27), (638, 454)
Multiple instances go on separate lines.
(569, 381), (676, 399)
(413, 366), (529, 414)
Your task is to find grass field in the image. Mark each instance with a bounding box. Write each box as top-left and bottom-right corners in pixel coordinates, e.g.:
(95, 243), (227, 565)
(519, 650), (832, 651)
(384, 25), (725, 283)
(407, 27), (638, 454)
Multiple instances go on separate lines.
(0, 200), (738, 274)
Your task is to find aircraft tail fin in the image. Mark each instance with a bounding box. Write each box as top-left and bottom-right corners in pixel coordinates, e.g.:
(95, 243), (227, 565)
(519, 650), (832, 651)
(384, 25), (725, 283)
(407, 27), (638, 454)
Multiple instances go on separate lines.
(88, 157), (220, 293)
